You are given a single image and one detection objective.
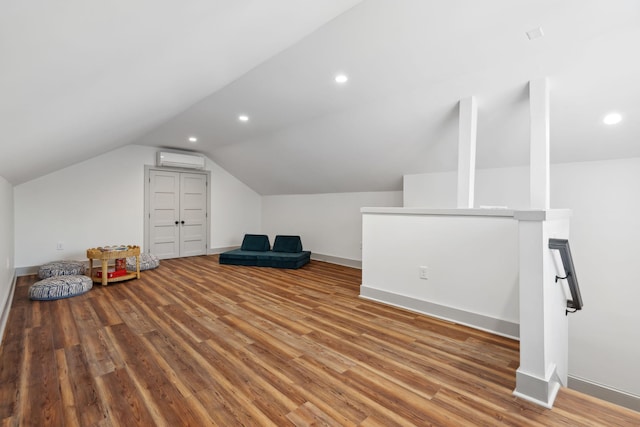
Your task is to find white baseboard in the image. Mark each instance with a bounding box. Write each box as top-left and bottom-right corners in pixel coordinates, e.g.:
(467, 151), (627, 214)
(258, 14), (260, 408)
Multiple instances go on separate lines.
(568, 376), (640, 412)
(208, 246), (240, 255)
(16, 266), (38, 276)
(0, 272), (17, 345)
(513, 365), (561, 408)
(311, 253), (362, 269)
(360, 285), (519, 339)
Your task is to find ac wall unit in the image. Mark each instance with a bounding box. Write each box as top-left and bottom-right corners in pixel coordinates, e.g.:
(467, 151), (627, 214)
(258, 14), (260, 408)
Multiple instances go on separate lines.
(156, 151), (205, 169)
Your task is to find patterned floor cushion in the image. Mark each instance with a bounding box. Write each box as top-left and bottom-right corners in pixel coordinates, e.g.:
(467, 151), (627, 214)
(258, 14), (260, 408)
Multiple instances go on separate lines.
(38, 260), (86, 279)
(126, 252), (160, 271)
(29, 275), (93, 301)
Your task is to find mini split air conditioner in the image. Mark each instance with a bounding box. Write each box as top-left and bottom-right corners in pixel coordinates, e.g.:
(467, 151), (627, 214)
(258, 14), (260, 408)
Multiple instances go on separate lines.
(156, 151), (205, 170)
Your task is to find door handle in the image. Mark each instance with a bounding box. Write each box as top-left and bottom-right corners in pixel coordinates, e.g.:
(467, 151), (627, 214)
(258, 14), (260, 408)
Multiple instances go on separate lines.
(181, 220), (185, 225)
(175, 220), (179, 225)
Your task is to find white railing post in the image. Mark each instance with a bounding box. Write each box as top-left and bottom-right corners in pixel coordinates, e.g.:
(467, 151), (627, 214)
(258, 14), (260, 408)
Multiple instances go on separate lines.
(457, 96), (478, 208)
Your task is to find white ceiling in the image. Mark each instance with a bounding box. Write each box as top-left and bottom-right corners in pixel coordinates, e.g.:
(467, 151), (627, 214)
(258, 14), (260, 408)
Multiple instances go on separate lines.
(2, 0), (639, 194)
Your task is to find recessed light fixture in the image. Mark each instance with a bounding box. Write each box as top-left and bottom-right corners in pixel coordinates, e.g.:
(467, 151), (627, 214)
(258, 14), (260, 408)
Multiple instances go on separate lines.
(238, 114), (249, 122)
(526, 27), (544, 40)
(188, 136), (198, 143)
(334, 74), (348, 84)
(603, 112), (622, 125)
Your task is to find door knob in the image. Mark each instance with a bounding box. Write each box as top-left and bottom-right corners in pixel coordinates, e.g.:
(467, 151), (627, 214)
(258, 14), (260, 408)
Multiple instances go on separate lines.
(175, 220), (179, 225)
(181, 220), (185, 225)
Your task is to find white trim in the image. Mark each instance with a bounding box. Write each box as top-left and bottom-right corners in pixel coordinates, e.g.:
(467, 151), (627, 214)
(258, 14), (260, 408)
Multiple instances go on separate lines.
(513, 209), (572, 221)
(0, 272), (17, 345)
(513, 365), (561, 409)
(361, 207), (517, 217)
(208, 246), (239, 255)
(311, 253), (362, 269)
(569, 376), (640, 412)
(16, 266), (37, 276)
(360, 285), (519, 339)
(361, 207), (574, 222)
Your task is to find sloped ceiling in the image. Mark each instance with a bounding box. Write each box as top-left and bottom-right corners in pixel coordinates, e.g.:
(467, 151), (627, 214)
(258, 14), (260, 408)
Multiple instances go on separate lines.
(3, 0), (640, 195)
(0, 0), (362, 185)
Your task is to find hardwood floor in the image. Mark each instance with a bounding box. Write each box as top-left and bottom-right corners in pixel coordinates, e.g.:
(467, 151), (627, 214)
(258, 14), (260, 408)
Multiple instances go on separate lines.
(1, 256), (638, 426)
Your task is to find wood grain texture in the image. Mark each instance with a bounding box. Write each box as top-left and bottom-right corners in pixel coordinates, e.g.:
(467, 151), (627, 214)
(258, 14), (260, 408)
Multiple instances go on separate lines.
(1, 256), (638, 426)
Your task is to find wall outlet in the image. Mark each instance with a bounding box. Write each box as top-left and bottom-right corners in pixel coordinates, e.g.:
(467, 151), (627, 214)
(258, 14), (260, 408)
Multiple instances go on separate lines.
(56, 241), (64, 250)
(419, 266), (429, 280)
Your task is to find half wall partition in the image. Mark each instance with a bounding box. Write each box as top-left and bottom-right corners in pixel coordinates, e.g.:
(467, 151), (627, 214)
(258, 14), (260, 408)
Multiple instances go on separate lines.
(360, 207), (572, 408)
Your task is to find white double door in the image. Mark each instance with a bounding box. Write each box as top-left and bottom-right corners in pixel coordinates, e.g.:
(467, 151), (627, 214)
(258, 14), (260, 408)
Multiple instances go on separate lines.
(148, 169), (208, 259)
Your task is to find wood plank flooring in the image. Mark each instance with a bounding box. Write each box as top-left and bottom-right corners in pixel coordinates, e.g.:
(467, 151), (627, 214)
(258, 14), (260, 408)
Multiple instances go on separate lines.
(1, 256), (638, 426)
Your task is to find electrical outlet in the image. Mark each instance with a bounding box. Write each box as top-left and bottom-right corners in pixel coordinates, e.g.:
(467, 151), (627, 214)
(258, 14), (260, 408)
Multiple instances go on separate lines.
(56, 241), (64, 250)
(419, 266), (429, 280)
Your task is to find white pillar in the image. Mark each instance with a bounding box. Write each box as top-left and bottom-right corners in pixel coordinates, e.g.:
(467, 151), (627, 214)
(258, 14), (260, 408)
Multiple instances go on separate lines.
(457, 96), (478, 208)
(530, 78), (550, 209)
(513, 209), (571, 408)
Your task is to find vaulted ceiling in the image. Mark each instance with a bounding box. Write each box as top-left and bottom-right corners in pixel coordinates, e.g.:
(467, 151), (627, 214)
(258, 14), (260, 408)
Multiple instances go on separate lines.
(2, 1), (639, 194)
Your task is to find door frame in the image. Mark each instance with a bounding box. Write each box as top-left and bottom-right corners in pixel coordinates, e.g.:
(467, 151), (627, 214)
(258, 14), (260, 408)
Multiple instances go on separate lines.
(144, 165), (211, 257)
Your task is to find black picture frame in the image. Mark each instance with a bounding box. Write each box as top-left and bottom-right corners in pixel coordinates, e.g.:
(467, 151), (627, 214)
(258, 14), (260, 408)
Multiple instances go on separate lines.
(549, 238), (584, 312)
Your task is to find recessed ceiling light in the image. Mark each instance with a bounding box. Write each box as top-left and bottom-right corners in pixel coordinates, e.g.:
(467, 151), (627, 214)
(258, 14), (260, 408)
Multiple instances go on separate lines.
(603, 112), (622, 125)
(238, 115), (249, 122)
(334, 74), (348, 84)
(526, 27), (544, 40)
(188, 136), (198, 142)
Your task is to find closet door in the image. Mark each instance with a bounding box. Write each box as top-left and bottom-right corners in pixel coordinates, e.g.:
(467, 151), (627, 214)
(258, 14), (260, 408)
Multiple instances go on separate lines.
(149, 170), (180, 259)
(179, 173), (207, 257)
(149, 169), (208, 259)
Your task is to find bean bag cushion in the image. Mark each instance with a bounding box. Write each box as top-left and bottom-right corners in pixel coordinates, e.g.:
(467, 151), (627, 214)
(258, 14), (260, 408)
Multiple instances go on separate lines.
(38, 260), (86, 279)
(126, 252), (160, 271)
(29, 275), (93, 301)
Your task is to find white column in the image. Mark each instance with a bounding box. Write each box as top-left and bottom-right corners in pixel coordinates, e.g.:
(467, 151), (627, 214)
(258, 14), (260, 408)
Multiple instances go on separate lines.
(457, 96), (478, 208)
(530, 78), (550, 209)
(513, 209), (571, 408)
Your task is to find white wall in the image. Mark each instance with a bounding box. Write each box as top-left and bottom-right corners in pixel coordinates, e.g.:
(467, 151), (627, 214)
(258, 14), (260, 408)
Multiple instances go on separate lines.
(262, 191), (402, 263)
(14, 145), (261, 267)
(404, 158), (640, 398)
(552, 158), (640, 399)
(209, 161), (262, 249)
(0, 175), (15, 335)
(404, 166), (530, 209)
(361, 210), (520, 334)
(404, 171), (457, 208)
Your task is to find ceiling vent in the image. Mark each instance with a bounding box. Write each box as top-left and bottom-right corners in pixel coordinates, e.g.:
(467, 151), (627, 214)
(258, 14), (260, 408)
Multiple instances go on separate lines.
(156, 151), (205, 169)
